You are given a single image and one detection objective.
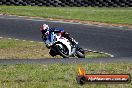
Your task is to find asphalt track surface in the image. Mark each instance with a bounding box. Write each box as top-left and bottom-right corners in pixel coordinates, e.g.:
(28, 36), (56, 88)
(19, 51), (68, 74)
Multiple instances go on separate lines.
(0, 15), (132, 64)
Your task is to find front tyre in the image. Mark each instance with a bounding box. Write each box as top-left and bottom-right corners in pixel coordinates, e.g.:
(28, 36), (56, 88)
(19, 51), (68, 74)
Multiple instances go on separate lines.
(55, 44), (69, 58)
(49, 49), (57, 57)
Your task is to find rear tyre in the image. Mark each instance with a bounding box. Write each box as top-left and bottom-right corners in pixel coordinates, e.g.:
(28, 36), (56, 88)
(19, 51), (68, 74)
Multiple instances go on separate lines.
(76, 48), (85, 58)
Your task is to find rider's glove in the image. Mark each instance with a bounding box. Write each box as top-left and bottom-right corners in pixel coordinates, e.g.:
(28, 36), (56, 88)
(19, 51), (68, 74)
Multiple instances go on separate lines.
(45, 31), (49, 35)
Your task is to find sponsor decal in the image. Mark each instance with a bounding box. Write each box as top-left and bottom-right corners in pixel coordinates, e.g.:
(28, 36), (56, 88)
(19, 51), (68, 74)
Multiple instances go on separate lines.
(76, 66), (131, 85)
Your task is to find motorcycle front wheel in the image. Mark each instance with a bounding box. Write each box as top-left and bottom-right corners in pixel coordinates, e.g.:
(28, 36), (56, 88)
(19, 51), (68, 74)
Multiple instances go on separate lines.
(55, 44), (69, 58)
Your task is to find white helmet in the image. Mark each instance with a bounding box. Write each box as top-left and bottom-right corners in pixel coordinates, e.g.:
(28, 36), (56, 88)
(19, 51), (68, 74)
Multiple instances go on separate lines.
(40, 24), (49, 31)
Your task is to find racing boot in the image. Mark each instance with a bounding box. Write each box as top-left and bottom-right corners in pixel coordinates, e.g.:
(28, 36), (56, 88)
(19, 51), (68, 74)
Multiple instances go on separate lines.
(45, 40), (52, 49)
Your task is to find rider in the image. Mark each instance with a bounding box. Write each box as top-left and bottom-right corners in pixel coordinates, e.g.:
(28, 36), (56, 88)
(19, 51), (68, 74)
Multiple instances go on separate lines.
(40, 24), (76, 48)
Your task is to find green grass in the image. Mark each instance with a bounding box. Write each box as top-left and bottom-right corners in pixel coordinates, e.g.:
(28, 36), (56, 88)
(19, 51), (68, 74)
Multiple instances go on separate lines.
(0, 63), (131, 88)
(0, 38), (109, 59)
(0, 6), (132, 25)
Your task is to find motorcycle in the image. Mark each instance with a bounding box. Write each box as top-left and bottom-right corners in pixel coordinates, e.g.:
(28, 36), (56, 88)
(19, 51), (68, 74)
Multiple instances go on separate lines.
(48, 32), (85, 58)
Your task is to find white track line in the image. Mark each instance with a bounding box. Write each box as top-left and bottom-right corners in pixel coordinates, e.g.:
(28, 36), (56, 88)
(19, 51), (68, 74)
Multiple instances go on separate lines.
(39, 42), (43, 44)
(93, 51), (98, 53)
(14, 39), (19, 41)
(29, 41), (34, 43)
(22, 40), (26, 41)
(85, 49), (114, 58)
(100, 52), (105, 54)
(110, 55), (114, 58)
(87, 50), (92, 52)
(7, 38), (12, 40)
(1, 36), (115, 58)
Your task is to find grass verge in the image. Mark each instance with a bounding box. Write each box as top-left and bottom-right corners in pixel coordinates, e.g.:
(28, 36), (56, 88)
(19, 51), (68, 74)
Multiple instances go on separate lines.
(0, 38), (109, 59)
(0, 6), (132, 25)
(0, 63), (131, 88)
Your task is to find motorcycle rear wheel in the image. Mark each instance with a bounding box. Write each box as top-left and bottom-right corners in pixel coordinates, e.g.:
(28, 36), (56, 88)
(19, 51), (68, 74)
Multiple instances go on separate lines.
(76, 48), (85, 58)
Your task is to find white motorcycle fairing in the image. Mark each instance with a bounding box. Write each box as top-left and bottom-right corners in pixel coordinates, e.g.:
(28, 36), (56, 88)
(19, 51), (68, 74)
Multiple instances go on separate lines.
(54, 35), (72, 55)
